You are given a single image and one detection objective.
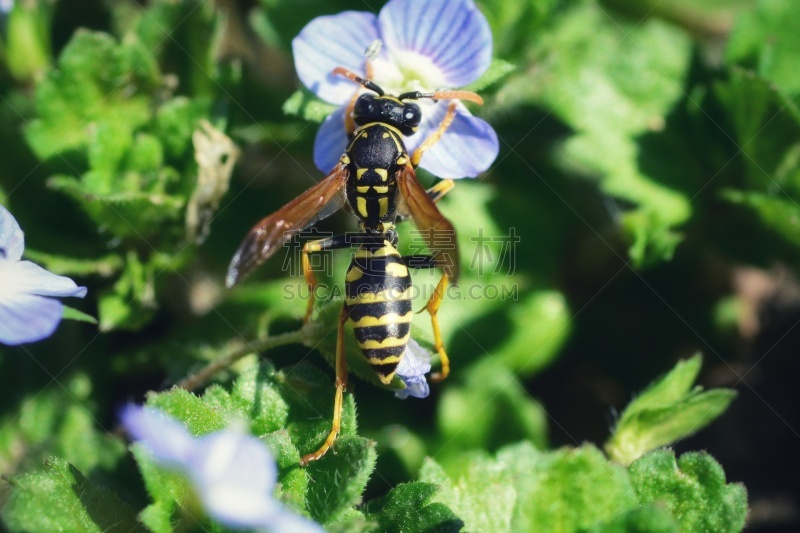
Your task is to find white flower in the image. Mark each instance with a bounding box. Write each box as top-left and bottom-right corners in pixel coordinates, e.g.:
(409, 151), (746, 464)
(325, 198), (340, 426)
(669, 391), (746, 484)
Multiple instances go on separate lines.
(395, 338), (432, 399)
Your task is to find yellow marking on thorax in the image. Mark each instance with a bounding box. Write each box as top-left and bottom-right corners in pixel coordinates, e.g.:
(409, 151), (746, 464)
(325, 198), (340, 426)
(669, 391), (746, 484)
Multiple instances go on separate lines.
(346, 287), (413, 304)
(340, 154), (351, 165)
(345, 267), (364, 282)
(361, 131), (368, 139)
(359, 334), (410, 349)
(385, 262), (408, 277)
(378, 197), (389, 217)
(375, 169), (388, 181)
(356, 197), (368, 217)
(396, 156), (408, 166)
(351, 311), (413, 328)
(382, 132), (390, 138)
(356, 168), (367, 179)
(357, 185), (370, 193)
(373, 185), (389, 193)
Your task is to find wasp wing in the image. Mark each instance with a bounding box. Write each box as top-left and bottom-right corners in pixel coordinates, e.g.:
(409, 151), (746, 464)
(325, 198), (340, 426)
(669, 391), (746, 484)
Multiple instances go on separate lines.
(395, 179), (455, 222)
(226, 164), (349, 287)
(396, 167), (460, 283)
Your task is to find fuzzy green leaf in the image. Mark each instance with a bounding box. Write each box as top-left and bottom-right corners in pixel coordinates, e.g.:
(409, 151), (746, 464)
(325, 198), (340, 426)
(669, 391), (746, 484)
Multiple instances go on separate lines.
(606, 356), (737, 466)
(421, 442), (638, 532)
(364, 482), (463, 533)
(61, 305), (98, 325)
(2, 457), (141, 533)
(629, 450), (748, 532)
(464, 58), (515, 93)
(586, 502), (680, 533)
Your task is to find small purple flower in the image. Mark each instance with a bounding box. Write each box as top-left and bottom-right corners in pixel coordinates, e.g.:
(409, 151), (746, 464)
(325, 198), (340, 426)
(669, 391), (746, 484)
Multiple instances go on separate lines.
(121, 406), (323, 532)
(0, 205), (87, 346)
(293, 0), (498, 179)
(395, 338), (432, 399)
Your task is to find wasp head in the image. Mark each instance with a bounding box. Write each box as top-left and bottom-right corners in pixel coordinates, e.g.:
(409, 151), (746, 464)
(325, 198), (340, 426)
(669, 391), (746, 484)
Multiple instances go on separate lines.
(353, 93), (421, 136)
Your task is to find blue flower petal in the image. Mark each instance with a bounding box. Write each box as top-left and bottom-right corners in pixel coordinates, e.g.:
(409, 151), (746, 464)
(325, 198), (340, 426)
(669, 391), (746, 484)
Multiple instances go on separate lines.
(0, 292), (63, 345)
(267, 508), (327, 533)
(395, 338), (432, 399)
(413, 103), (498, 178)
(0, 205), (24, 262)
(313, 106), (350, 173)
(5, 261), (87, 298)
(193, 431), (278, 528)
(293, 11), (380, 105)
(120, 406), (195, 466)
(378, 0), (492, 87)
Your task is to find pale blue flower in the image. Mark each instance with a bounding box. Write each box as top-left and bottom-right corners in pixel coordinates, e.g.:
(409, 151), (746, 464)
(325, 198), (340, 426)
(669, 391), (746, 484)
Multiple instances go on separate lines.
(0, 205), (87, 346)
(293, 0), (498, 178)
(121, 405), (323, 533)
(395, 338), (432, 399)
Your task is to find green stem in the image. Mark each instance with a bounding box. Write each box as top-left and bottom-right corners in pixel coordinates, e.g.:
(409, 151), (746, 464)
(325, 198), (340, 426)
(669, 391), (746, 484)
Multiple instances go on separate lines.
(176, 328), (307, 392)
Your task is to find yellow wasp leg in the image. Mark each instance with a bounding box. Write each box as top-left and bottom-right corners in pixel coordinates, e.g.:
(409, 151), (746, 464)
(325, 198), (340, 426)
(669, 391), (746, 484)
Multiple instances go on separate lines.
(422, 273), (450, 382)
(426, 179), (455, 204)
(302, 239), (327, 323)
(411, 102), (458, 168)
(300, 305), (349, 465)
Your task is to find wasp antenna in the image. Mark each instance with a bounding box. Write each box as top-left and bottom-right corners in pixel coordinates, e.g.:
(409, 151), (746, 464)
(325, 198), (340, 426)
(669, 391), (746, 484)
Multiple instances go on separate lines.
(399, 90), (483, 105)
(332, 67), (385, 96)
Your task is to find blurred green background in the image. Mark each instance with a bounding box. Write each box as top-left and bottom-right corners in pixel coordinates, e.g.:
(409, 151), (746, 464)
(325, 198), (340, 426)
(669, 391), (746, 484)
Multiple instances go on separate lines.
(1, 0), (799, 531)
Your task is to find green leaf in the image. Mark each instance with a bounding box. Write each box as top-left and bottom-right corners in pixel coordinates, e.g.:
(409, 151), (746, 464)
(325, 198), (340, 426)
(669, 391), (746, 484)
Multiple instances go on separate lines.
(364, 482), (463, 533)
(629, 450), (748, 532)
(464, 58), (515, 93)
(500, 2), (693, 267)
(726, 0), (800, 96)
(146, 388), (227, 436)
(421, 442), (638, 532)
(722, 189), (800, 247)
(2, 457), (141, 533)
(62, 305), (98, 325)
(605, 355), (737, 466)
(714, 67), (800, 196)
(437, 360), (548, 455)
(305, 433), (377, 527)
(586, 502), (680, 533)
(283, 88), (339, 123)
(23, 249), (124, 277)
(24, 30), (158, 160)
(230, 366), (290, 435)
(96, 252), (158, 332)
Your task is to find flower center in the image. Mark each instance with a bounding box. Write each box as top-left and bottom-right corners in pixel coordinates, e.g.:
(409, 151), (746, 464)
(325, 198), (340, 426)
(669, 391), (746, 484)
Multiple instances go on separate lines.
(371, 49), (447, 96)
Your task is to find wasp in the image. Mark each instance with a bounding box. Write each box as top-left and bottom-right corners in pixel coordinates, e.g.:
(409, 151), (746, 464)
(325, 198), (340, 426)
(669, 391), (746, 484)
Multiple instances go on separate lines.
(226, 67), (484, 465)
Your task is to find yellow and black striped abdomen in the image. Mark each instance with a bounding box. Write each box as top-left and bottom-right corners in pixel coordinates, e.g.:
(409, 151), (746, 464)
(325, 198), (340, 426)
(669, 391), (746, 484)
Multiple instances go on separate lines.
(345, 243), (412, 384)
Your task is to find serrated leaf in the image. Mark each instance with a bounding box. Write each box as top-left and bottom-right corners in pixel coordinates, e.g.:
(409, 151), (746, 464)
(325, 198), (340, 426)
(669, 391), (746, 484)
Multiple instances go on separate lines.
(305, 434), (377, 526)
(606, 356), (737, 466)
(230, 366), (290, 435)
(421, 442), (638, 533)
(146, 388), (227, 436)
(629, 450), (748, 532)
(364, 482), (463, 533)
(2, 457), (142, 533)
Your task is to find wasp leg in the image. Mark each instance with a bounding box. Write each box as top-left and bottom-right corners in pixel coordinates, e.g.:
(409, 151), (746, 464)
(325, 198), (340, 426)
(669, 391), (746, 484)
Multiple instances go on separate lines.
(402, 255), (451, 382)
(426, 179), (455, 204)
(300, 305), (349, 466)
(411, 101), (458, 168)
(302, 235), (356, 323)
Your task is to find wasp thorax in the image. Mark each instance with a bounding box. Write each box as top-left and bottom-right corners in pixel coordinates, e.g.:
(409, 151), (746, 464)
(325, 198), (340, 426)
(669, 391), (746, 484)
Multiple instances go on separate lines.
(353, 94), (421, 136)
